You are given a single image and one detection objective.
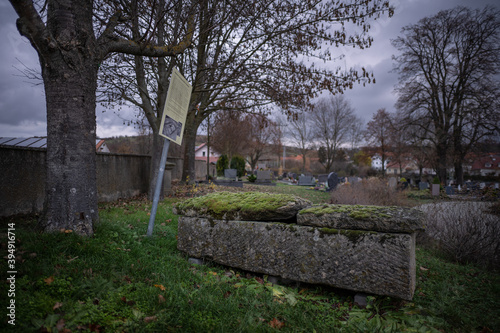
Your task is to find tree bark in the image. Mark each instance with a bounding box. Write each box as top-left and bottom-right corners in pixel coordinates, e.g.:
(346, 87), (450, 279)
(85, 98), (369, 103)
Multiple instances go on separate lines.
(37, 1), (98, 236)
(182, 110), (198, 183)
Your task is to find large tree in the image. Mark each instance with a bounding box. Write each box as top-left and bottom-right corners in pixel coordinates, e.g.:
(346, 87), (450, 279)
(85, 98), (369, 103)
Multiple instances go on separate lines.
(364, 108), (392, 176)
(9, 0), (194, 235)
(100, 0), (394, 185)
(393, 6), (500, 184)
(312, 94), (358, 173)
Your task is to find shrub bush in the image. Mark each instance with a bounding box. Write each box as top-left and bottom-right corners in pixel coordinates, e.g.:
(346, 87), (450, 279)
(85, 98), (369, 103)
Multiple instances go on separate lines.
(216, 154), (228, 176)
(247, 174), (257, 183)
(418, 202), (500, 270)
(230, 155), (246, 177)
(330, 177), (409, 206)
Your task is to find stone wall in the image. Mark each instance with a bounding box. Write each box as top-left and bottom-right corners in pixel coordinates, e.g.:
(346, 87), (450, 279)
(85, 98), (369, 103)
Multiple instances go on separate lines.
(175, 193), (424, 300)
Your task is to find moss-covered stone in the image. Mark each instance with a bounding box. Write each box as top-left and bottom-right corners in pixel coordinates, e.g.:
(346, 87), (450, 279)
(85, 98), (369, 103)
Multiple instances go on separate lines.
(297, 204), (424, 233)
(173, 191), (311, 222)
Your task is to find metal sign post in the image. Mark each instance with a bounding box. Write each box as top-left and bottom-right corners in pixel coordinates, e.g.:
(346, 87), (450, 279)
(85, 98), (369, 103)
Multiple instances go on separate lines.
(146, 68), (191, 237)
(146, 138), (170, 237)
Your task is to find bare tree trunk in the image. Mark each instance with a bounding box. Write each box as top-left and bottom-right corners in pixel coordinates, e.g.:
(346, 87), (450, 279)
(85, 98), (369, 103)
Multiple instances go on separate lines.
(181, 111), (198, 183)
(39, 23), (99, 235)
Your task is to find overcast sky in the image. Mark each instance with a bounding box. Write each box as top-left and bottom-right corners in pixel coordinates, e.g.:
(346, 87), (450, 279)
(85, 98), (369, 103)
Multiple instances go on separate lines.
(0, 0), (497, 139)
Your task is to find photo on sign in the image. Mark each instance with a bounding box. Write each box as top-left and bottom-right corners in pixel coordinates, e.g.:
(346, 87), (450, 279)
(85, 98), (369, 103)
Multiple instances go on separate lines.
(161, 115), (183, 142)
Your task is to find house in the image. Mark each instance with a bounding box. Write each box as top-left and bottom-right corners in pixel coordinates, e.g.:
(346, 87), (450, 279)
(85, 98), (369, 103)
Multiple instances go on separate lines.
(371, 154), (389, 171)
(0, 137), (110, 153)
(194, 143), (220, 164)
(469, 154), (500, 177)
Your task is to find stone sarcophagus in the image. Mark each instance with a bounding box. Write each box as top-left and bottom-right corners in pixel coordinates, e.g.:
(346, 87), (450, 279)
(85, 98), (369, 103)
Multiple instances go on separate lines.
(174, 192), (424, 300)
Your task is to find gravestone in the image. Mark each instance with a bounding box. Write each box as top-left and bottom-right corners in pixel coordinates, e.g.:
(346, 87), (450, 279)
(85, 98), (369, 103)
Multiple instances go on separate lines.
(348, 177), (360, 184)
(224, 169), (237, 179)
(445, 186), (454, 195)
(431, 184), (440, 196)
(318, 174), (328, 184)
(256, 170), (272, 183)
(327, 172), (339, 191)
(419, 182), (429, 190)
(388, 177), (397, 189)
(298, 175), (314, 186)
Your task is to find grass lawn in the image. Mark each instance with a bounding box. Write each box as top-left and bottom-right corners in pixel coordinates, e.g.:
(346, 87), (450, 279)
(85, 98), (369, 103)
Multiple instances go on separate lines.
(1, 185), (499, 332)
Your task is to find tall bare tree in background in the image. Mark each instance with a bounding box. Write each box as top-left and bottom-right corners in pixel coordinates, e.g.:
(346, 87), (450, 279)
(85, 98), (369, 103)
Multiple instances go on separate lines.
(209, 110), (249, 160)
(287, 113), (315, 173)
(393, 6), (500, 184)
(244, 114), (280, 171)
(364, 108), (392, 176)
(8, 0), (194, 235)
(312, 95), (358, 173)
(100, 0), (394, 187)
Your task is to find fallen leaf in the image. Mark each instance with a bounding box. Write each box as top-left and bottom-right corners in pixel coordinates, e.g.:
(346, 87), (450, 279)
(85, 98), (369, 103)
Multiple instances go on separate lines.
(44, 276), (55, 285)
(269, 317), (285, 329)
(154, 284), (166, 291)
(224, 291), (232, 298)
(420, 266), (429, 271)
(56, 318), (65, 331)
(158, 294), (166, 303)
(53, 302), (63, 310)
(144, 316), (157, 323)
(88, 323), (102, 332)
(255, 277), (264, 284)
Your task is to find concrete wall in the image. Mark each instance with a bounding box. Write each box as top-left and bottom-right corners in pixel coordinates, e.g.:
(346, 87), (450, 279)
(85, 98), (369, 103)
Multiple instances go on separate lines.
(0, 147), (47, 217)
(96, 153), (151, 202)
(0, 147), (217, 217)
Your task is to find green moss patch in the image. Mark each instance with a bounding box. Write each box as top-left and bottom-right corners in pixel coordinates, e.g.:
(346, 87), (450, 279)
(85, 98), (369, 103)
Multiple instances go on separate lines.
(174, 191), (310, 221)
(299, 204), (397, 220)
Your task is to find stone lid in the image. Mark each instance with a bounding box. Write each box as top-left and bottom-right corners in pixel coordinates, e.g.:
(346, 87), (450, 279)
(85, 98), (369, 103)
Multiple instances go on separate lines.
(297, 204), (424, 233)
(173, 191), (311, 222)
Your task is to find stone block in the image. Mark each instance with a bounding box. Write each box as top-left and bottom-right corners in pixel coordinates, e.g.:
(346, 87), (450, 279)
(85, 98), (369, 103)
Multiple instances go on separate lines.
(177, 216), (418, 300)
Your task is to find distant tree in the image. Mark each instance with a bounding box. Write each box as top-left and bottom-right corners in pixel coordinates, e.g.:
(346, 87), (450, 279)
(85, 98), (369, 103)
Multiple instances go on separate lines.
(364, 108), (393, 176)
(312, 95), (357, 173)
(353, 150), (372, 167)
(393, 6), (500, 184)
(230, 155), (246, 178)
(8, 0), (194, 235)
(210, 110), (250, 160)
(216, 154), (229, 176)
(244, 114), (280, 171)
(287, 113), (315, 173)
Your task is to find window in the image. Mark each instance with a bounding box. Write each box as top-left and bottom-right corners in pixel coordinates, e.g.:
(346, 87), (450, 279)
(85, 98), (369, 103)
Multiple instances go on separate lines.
(202, 152), (206, 157)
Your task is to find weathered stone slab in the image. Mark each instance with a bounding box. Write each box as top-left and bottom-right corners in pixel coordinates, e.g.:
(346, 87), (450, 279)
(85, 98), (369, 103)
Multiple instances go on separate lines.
(173, 192), (311, 222)
(419, 182), (429, 190)
(256, 170), (272, 183)
(298, 175), (314, 186)
(297, 204), (425, 233)
(224, 169), (237, 179)
(177, 217), (417, 300)
(318, 174), (328, 184)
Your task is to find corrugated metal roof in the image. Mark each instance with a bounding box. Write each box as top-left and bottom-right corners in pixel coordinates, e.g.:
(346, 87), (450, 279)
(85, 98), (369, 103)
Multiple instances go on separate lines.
(0, 137), (17, 145)
(0, 137), (104, 150)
